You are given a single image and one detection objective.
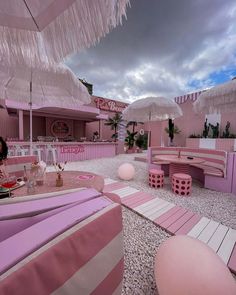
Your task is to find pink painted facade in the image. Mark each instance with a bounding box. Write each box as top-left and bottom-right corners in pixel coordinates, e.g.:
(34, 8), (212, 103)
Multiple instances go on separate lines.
(1, 96), (128, 142)
(147, 93), (236, 149)
(1, 91), (236, 152)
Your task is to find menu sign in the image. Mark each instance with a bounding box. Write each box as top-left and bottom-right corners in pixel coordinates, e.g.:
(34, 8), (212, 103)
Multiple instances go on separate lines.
(94, 97), (128, 113)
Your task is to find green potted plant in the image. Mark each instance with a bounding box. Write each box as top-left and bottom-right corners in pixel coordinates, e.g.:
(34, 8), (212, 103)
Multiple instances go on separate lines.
(135, 134), (146, 152)
(125, 130), (138, 153)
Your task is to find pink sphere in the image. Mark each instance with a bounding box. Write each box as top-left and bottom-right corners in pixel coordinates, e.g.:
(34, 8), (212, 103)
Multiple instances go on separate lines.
(155, 235), (236, 295)
(118, 163), (135, 180)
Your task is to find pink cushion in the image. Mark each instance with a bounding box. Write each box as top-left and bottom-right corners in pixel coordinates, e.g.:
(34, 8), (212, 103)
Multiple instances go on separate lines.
(191, 164), (223, 177)
(0, 197), (111, 274)
(172, 173), (191, 180)
(149, 169), (164, 175)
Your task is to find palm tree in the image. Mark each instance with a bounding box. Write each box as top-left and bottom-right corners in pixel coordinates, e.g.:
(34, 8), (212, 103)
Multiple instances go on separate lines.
(126, 121), (144, 133)
(105, 113), (124, 142)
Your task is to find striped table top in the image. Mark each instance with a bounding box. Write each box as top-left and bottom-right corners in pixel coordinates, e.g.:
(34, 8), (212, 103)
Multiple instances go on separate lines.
(104, 178), (236, 274)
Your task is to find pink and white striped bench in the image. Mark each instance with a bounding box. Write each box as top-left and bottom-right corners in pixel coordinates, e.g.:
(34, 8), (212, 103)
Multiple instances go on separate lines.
(6, 155), (37, 178)
(148, 147), (234, 193)
(0, 189), (124, 295)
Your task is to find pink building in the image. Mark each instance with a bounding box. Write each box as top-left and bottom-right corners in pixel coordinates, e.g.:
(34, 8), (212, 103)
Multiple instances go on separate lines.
(147, 91), (236, 151)
(0, 96), (128, 142)
(1, 90), (235, 153)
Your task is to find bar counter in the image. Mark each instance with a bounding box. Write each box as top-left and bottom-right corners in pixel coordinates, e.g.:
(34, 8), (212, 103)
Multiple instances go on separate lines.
(7, 141), (117, 163)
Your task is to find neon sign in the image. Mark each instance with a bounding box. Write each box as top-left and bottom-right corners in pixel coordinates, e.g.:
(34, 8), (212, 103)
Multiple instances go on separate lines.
(94, 97), (128, 113)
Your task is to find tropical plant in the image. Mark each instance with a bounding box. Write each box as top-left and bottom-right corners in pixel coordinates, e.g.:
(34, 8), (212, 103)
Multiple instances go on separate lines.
(104, 113), (124, 142)
(135, 134), (146, 149)
(165, 119), (181, 143)
(126, 121), (144, 133)
(125, 130), (138, 149)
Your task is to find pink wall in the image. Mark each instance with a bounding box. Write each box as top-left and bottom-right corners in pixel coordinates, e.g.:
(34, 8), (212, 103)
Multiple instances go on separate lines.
(0, 108), (19, 140)
(173, 100), (204, 146)
(23, 116), (46, 140)
(148, 99), (236, 147)
(74, 121), (86, 140)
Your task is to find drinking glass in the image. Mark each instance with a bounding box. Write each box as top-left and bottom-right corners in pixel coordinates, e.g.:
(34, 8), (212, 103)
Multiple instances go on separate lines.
(1, 176), (17, 197)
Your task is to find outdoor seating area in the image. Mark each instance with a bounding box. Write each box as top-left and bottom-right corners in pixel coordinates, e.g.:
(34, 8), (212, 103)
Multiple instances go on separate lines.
(147, 146), (235, 193)
(0, 151), (236, 294)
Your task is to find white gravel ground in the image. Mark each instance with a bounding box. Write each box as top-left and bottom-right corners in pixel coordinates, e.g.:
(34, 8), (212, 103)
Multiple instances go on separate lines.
(48, 153), (236, 294)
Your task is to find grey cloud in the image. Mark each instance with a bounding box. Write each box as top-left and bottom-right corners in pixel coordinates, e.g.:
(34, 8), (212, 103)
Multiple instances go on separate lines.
(66, 0), (236, 102)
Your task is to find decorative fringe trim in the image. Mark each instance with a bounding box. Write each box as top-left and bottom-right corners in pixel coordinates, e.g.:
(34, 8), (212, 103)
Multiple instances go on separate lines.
(193, 80), (236, 114)
(0, 0), (130, 66)
(122, 97), (183, 121)
(0, 61), (91, 107)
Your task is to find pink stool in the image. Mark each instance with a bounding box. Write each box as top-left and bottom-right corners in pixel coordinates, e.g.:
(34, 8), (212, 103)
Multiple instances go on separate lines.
(149, 169), (164, 189)
(172, 173), (192, 196)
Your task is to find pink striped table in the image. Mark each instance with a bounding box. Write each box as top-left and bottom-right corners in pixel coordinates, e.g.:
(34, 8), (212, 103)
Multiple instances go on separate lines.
(104, 178), (236, 274)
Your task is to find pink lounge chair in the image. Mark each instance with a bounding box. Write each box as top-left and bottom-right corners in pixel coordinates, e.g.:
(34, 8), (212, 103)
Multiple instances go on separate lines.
(0, 190), (124, 295)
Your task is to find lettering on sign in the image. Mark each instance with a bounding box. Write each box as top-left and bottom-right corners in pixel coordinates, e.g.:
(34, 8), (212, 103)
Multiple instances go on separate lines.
(94, 97), (128, 113)
(60, 145), (85, 154)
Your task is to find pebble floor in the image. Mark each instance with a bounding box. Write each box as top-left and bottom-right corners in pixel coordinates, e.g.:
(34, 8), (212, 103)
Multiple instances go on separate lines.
(48, 153), (236, 294)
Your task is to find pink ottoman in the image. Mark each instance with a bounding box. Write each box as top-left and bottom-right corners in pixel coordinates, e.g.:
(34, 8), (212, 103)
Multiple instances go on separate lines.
(172, 173), (192, 196)
(149, 169), (164, 189)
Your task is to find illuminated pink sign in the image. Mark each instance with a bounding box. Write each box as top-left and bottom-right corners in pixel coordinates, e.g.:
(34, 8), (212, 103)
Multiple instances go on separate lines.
(60, 145), (85, 154)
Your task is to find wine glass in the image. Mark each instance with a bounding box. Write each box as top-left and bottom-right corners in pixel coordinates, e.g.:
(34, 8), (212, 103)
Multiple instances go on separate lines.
(1, 176), (17, 197)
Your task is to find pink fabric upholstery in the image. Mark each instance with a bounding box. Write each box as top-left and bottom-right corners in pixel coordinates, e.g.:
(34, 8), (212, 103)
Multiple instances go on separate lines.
(0, 201), (124, 295)
(0, 188), (101, 221)
(148, 147), (227, 177)
(0, 188), (101, 241)
(0, 197), (111, 274)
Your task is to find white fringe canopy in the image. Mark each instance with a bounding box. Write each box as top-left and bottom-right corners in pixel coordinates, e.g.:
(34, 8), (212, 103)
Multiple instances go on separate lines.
(193, 79), (236, 114)
(0, 61), (91, 108)
(122, 96), (183, 122)
(0, 0), (130, 66)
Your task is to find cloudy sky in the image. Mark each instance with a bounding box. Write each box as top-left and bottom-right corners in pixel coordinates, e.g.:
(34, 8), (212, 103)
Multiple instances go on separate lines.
(66, 0), (236, 103)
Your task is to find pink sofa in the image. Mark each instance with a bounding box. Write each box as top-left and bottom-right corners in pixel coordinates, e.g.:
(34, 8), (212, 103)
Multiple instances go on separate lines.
(0, 189), (124, 294)
(148, 147), (234, 194)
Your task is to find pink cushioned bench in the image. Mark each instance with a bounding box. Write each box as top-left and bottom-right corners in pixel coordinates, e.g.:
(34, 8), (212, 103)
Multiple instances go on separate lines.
(0, 190), (124, 294)
(148, 147), (234, 193)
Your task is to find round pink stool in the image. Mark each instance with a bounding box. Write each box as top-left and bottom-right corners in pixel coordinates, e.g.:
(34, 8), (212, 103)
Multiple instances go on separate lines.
(172, 173), (192, 196)
(149, 169), (164, 189)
